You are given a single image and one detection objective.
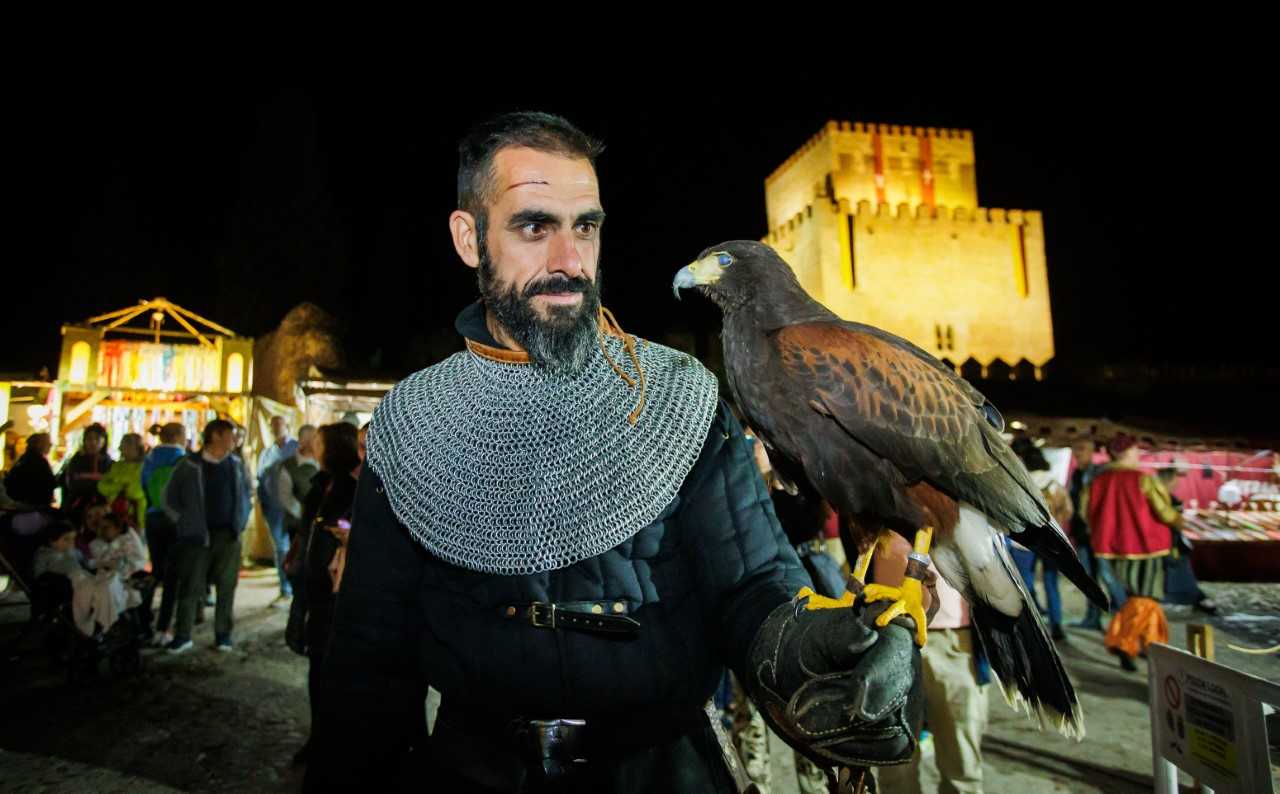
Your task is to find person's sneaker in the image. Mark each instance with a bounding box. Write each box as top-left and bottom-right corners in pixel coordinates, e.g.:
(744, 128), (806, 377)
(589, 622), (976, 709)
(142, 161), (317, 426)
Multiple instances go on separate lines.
(215, 634), (233, 652)
(1119, 653), (1138, 672)
(1051, 623), (1067, 641)
(269, 594), (292, 610)
(152, 631), (174, 648)
(166, 637), (194, 655)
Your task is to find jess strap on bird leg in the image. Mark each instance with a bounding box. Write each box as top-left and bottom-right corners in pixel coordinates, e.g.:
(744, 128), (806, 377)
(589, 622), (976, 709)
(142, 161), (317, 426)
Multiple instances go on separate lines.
(849, 529), (940, 646)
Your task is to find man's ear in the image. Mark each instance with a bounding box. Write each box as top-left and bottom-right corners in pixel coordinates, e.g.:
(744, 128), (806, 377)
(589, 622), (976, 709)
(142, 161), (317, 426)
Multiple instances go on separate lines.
(450, 210), (481, 269)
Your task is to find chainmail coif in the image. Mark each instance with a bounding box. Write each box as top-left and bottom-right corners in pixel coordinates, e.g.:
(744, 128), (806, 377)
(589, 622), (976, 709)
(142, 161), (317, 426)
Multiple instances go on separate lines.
(366, 326), (720, 575)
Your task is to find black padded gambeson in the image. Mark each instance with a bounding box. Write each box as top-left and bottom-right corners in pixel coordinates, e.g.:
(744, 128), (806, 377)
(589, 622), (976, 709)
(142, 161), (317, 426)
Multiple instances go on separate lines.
(306, 401), (811, 791)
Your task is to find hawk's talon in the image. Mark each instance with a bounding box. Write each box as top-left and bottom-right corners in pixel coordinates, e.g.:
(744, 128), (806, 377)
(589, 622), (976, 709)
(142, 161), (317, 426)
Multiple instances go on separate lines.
(797, 585), (856, 611)
(863, 579), (929, 647)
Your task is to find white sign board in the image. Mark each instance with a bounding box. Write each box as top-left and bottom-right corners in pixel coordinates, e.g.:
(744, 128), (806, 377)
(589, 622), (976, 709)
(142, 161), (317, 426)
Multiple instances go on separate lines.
(1148, 643), (1279, 794)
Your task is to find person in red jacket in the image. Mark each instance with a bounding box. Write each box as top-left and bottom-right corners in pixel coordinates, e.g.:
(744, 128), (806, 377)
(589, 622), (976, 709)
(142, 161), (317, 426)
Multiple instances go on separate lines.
(1082, 434), (1178, 671)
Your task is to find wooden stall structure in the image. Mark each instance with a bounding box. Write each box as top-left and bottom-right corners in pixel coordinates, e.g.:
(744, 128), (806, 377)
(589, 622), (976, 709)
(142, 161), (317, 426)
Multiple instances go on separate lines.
(54, 297), (255, 456)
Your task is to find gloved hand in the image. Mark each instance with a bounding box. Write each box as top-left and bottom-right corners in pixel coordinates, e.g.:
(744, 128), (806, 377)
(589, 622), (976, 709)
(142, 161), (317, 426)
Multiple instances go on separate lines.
(743, 593), (924, 770)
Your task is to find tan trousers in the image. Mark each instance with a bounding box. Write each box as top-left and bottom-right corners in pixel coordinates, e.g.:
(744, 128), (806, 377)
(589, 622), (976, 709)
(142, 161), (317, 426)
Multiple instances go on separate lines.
(877, 628), (988, 794)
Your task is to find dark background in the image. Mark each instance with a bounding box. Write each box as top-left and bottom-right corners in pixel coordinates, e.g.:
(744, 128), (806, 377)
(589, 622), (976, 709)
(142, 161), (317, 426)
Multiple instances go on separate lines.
(9, 75), (1274, 431)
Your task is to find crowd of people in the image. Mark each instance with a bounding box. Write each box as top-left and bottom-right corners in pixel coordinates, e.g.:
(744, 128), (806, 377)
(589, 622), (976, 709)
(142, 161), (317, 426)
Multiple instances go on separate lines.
(1, 415), (364, 670)
(1, 413), (368, 772)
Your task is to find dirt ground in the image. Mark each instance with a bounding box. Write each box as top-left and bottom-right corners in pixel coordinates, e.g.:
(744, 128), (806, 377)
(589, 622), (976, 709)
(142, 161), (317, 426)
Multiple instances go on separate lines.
(1, 566), (1276, 793)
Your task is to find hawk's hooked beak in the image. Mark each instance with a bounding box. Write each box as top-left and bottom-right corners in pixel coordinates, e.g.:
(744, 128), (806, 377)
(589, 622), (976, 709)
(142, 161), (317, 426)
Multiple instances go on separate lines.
(672, 253), (724, 300)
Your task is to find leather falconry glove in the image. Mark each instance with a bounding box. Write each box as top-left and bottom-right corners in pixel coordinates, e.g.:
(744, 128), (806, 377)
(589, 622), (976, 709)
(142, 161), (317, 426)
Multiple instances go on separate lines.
(742, 587), (926, 781)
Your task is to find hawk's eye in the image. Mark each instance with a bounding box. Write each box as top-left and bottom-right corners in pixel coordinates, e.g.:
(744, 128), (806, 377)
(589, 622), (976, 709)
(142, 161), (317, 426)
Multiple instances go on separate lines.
(717, 252), (733, 268)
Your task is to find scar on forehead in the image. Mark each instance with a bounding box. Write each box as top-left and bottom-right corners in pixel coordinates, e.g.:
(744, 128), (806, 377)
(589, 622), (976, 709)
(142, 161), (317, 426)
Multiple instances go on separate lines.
(505, 180), (550, 192)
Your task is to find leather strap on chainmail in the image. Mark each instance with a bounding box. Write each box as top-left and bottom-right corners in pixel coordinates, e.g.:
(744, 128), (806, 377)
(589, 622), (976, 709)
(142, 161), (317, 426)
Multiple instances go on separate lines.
(366, 313), (720, 575)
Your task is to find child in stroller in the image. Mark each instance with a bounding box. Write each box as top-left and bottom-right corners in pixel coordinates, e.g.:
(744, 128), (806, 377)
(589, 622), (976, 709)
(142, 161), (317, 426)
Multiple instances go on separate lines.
(28, 518), (150, 681)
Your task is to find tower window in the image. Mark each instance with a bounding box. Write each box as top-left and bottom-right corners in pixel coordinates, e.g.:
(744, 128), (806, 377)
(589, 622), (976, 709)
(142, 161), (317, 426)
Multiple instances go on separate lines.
(936, 324), (956, 352)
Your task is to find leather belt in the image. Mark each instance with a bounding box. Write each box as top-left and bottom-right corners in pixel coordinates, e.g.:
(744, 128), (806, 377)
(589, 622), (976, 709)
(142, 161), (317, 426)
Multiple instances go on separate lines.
(499, 600), (641, 636)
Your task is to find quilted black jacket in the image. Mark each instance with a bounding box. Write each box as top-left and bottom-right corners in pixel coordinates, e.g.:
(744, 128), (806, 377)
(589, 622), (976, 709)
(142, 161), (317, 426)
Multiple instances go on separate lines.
(307, 400), (810, 791)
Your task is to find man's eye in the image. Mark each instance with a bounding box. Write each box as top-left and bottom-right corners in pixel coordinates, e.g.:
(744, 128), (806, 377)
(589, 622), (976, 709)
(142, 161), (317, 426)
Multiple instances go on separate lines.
(575, 222), (598, 236)
(522, 223), (546, 237)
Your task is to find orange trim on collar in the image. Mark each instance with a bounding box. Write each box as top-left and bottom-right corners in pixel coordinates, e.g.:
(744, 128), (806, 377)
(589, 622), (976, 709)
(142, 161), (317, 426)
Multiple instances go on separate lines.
(465, 337), (531, 365)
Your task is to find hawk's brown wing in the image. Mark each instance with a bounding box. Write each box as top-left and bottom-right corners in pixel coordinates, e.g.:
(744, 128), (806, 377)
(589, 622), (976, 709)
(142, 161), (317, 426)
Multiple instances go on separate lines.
(775, 321), (1000, 485)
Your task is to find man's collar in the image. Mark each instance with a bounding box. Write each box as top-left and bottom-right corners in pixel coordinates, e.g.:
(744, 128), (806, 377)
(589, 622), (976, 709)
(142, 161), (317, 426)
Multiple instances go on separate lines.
(455, 301), (504, 348)
(201, 451), (227, 464)
(455, 301), (531, 364)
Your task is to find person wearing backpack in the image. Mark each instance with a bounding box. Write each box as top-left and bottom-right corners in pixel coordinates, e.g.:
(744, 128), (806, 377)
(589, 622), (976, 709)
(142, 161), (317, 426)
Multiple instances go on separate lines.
(140, 422), (188, 646)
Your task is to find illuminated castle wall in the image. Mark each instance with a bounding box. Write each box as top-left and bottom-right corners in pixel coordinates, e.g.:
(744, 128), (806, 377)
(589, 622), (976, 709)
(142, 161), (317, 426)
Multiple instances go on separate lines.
(763, 121), (1054, 373)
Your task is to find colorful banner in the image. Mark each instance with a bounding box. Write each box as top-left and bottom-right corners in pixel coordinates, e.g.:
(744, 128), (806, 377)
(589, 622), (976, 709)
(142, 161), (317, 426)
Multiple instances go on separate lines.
(98, 341), (221, 392)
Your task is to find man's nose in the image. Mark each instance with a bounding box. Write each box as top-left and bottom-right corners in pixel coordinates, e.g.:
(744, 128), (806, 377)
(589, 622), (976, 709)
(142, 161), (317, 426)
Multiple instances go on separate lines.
(546, 229), (584, 278)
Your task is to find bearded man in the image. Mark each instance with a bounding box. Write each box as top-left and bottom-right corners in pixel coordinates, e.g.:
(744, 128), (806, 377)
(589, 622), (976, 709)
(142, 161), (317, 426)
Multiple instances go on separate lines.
(307, 112), (928, 794)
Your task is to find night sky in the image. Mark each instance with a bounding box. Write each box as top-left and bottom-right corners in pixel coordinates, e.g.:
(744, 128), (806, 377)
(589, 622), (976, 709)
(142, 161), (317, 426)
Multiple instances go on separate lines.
(10, 76), (1271, 395)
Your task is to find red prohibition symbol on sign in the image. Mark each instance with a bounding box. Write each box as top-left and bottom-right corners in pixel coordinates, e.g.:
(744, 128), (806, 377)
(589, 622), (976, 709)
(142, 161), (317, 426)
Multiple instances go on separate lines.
(1164, 675), (1182, 710)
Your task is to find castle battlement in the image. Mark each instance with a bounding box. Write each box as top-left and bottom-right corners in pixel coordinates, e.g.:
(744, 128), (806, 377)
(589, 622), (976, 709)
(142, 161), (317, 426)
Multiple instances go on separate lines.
(843, 121), (970, 139)
(766, 120), (973, 185)
(849, 201), (1041, 226)
(764, 200), (1042, 244)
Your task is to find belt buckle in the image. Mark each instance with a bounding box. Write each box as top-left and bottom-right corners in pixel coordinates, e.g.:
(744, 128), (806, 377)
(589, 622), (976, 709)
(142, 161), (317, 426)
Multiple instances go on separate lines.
(528, 602), (556, 629)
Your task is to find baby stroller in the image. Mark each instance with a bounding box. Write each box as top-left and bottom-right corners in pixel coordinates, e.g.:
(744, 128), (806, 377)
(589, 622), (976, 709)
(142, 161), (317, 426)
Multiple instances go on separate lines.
(68, 572), (152, 684)
(0, 547), (149, 684)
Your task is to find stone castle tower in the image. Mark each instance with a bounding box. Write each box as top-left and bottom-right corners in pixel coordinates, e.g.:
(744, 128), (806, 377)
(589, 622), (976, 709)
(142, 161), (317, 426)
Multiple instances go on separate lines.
(763, 121), (1054, 376)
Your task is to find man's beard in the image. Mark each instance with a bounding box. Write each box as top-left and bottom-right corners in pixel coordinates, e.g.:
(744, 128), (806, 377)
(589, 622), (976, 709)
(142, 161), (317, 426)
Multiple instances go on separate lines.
(478, 241), (602, 376)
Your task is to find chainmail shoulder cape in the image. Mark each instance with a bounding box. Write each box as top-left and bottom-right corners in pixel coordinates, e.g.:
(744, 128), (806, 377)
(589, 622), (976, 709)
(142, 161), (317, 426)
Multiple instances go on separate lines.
(366, 333), (720, 575)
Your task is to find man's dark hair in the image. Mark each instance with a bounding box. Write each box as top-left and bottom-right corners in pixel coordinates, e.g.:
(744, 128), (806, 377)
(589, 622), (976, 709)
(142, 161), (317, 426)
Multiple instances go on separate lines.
(319, 422), (361, 476)
(202, 418), (234, 447)
(457, 112), (604, 234)
(159, 422), (186, 444)
(82, 423), (108, 444)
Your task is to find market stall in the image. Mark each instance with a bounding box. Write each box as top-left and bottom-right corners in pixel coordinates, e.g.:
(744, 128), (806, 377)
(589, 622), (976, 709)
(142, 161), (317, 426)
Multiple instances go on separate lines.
(54, 297), (255, 457)
(1014, 413), (1279, 583)
(295, 366), (395, 428)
